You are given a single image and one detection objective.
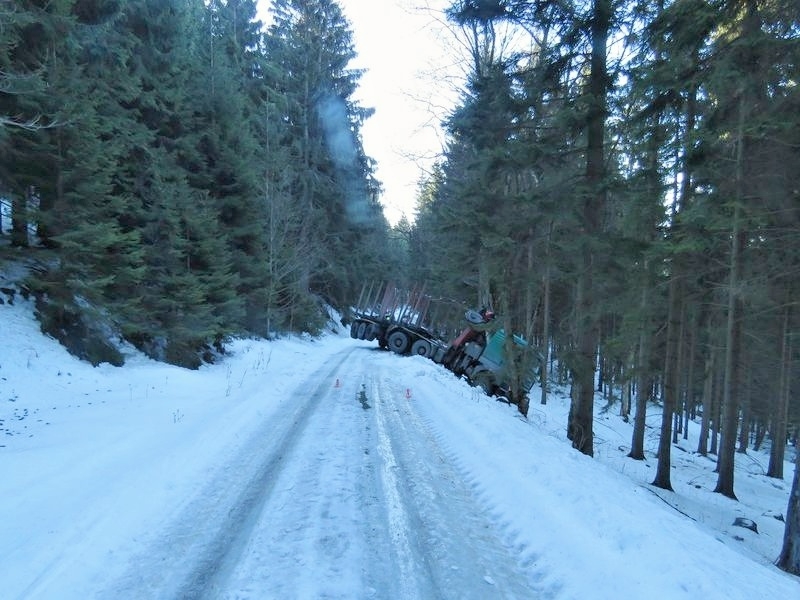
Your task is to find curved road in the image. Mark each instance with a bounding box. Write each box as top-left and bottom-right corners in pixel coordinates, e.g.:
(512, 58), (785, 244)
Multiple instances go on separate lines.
(105, 346), (538, 599)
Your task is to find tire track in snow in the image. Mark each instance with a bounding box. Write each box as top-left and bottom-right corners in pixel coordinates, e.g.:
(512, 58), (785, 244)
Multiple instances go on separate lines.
(103, 347), (356, 599)
(217, 347), (430, 599)
(371, 372), (439, 599)
(371, 366), (541, 599)
(382, 356), (558, 596)
(218, 352), (380, 599)
(105, 345), (541, 598)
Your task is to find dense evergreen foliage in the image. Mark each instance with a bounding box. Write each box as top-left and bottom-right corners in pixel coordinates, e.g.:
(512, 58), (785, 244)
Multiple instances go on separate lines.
(0, 0), (394, 367)
(411, 0), (799, 573)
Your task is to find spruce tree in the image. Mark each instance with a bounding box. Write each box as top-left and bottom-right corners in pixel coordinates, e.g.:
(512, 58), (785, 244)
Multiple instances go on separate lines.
(114, 0), (246, 362)
(0, 0), (79, 246)
(264, 0), (388, 321)
(187, 0), (268, 333)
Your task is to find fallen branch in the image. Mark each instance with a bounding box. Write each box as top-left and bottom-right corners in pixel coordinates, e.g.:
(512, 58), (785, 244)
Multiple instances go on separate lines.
(643, 486), (697, 521)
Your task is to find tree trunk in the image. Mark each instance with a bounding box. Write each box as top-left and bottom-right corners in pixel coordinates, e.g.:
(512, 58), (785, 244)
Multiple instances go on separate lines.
(683, 317), (696, 440)
(620, 350), (634, 421)
(478, 245), (491, 308)
(567, 0), (610, 457)
(540, 227), (552, 405)
(498, 284), (530, 416)
(714, 90), (747, 499)
(737, 403), (750, 454)
(737, 361), (751, 455)
(710, 362), (721, 456)
(714, 219), (744, 499)
(11, 193), (29, 247)
(557, 345), (568, 385)
(652, 275), (681, 491)
(672, 411), (680, 446)
(597, 351), (605, 393)
(753, 422), (766, 452)
(629, 267), (651, 460)
(569, 267), (598, 455)
(697, 348), (715, 456)
(776, 449), (800, 574)
(768, 303), (791, 478)
(672, 298), (686, 444)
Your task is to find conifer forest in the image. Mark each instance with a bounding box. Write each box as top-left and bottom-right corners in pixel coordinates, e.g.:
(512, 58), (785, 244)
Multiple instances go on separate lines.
(1, 0), (799, 573)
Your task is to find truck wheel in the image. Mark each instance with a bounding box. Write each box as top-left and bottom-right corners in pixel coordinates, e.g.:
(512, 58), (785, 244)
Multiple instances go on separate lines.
(431, 345), (445, 364)
(387, 330), (410, 355)
(350, 321), (359, 339)
(453, 354), (472, 376)
(442, 347), (459, 372)
(357, 321), (368, 340)
(471, 371), (496, 396)
(411, 339), (432, 358)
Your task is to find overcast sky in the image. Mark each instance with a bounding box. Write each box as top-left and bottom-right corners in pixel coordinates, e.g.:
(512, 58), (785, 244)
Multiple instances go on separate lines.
(257, 0), (462, 225)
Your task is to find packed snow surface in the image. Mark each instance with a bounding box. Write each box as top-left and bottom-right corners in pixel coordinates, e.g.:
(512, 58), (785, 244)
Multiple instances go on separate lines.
(1, 291), (798, 599)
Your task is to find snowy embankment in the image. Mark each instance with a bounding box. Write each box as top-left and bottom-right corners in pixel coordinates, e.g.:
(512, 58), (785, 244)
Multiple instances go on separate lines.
(1, 283), (798, 599)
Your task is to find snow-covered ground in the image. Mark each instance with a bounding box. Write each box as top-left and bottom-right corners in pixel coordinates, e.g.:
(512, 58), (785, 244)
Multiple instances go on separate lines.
(1, 282), (798, 599)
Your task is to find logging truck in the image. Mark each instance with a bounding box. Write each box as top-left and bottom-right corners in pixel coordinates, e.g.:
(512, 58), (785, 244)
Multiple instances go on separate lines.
(349, 282), (539, 399)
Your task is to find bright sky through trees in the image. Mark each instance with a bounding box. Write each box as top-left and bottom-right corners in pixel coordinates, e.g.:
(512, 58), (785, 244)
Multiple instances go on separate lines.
(257, 0), (460, 225)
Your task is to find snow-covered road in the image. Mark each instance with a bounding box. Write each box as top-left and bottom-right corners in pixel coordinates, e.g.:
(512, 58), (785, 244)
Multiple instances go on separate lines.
(98, 347), (535, 599)
(3, 294), (798, 600)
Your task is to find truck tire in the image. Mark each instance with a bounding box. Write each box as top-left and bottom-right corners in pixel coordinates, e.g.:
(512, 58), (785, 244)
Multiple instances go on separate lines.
(453, 354), (472, 376)
(442, 347), (456, 369)
(350, 321), (359, 339)
(357, 321), (368, 340)
(411, 339), (432, 358)
(471, 370), (496, 396)
(465, 309), (484, 324)
(387, 330), (410, 355)
(431, 345), (446, 364)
